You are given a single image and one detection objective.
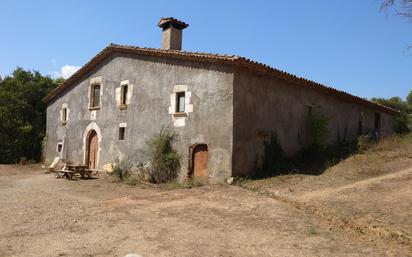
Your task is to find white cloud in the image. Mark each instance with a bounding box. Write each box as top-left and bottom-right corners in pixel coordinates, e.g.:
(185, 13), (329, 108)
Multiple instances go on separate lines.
(60, 65), (81, 79)
(51, 64), (81, 79)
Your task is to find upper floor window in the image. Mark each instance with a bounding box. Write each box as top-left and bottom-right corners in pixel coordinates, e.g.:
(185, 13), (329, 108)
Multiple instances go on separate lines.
(169, 85), (193, 126)
(90, 84), (101, 109)
(60, 104), (69, 125)
(120, 84), (128, 107)
(176, 92), (185, 113)
(62, 108), (67, 123)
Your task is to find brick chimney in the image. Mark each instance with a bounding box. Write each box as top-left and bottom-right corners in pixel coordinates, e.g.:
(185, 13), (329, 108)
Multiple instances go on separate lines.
(158, 17), (189, 50)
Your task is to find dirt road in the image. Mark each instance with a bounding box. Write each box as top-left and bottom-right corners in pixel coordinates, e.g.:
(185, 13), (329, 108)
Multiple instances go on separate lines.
(0, 164), (410, 257)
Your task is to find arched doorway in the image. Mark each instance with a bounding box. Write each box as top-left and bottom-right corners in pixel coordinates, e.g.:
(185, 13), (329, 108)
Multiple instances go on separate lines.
(191, 144), (208, 179)
(87, 130), (99, 169)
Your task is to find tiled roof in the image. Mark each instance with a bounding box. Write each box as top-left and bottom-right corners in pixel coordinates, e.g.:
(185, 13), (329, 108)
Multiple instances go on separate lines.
(43, 43), (398, 115)
(158, 17), (189, 30)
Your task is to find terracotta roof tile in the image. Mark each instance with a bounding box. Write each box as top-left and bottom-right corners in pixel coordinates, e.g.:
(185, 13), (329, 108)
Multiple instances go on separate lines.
(43, 44), (398, 115)
(158, 17), (189, 30)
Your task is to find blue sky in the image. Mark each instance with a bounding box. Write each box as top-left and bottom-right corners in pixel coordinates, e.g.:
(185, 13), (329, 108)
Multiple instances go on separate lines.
(1, 0), (411, 99)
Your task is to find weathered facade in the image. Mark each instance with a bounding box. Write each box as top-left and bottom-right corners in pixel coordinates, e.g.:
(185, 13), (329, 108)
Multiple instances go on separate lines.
(44, 18), (397, 182)
(232, 68), (395, 176)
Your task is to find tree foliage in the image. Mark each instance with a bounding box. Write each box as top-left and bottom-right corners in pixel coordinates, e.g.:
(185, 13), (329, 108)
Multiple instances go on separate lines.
(406, 90), (412, 106)
(371, 95), (412, 134)
(256, 132), (284, 178)
(0, 68), (58, 163)
(381, 0), (412, 21)
(305, 110), (330, 155)
(145, 127), (181, 183)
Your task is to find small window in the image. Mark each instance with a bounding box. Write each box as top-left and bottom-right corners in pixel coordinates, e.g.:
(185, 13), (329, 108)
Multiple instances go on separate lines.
(307, 105), (313, 114)
(120, 85), (128, 106)
(119, 127), (126, 140)
(375, 112), (381, 130)
(176, 92), (185, 113)
(358, 112), (364, 135)
(62, 108), (67, 122)
(57, 142), (63, 153)
(90, 84), (101, 108)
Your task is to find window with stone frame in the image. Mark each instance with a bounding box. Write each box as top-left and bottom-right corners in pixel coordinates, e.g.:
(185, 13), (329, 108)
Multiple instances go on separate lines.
(57, 142), (63, 153)
(175, 92), (185, 113)
(120, 84), (128, 108)
(90, 84), (101, 109)
(119, 127), (126, 140)
(62, 108), (68, 123)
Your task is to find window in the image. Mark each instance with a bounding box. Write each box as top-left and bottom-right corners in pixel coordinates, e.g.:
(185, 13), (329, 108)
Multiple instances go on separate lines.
(120, 84), (128, 106)
(90, 84), (101, 108)
(62, 108), (67, 123)
(57, 142), (63, 153)
(119, 127), (126, 140)
(375, 112), (381, 130)
(176, 92), (185, 113)
(307, 105), (313, 114)
(358, 112), (363, 135)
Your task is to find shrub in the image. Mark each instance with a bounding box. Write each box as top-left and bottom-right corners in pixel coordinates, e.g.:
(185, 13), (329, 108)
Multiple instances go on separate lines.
(357, 134), (373, 152)
(371, 97), (411, 134)
(161, 178), (205, 190)
(305, 110), (330, 155)
(256, 132), (284, 178)
(40, 135), (47, 163)
(369, 133), (412, 153)
(122, 175), (139, 186)
(145, 127), (181, 183)
(112, 157), (133, 181)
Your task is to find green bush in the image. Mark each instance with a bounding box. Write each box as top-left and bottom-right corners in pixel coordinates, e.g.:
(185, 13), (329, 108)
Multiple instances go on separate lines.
(161, 178), (205, 190)
(256, 132), (284, 178)
(305, 110), (330, 155)
(112, 157), (133, 181)
(357, 134), (373, 152)
(371, 97), (411, 134)
(40, 136), (47, 163)
(122, 175), (139, 186)
(145, 127), (181, 183)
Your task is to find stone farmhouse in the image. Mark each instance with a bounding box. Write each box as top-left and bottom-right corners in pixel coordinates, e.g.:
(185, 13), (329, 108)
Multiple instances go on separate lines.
(43, 17), (398, 182)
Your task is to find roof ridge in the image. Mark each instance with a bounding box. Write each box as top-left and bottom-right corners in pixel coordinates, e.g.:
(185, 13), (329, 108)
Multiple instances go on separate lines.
(109, 43), (239, 59)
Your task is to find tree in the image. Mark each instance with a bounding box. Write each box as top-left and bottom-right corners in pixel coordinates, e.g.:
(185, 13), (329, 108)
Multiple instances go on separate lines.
(0, 68), (58, 163)
(381, 0), (412, 21)
(371, 96), (411, 134)
(406, 90), (412, 106)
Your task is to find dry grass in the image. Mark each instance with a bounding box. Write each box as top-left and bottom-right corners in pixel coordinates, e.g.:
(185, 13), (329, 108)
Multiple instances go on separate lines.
(235, 134), (412, 255)
(239, 134), (412, 189)
(160, 178), (207, 190)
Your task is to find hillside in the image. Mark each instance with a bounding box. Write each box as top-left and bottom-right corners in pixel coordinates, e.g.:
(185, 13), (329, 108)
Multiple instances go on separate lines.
(238, 135), (412, 256)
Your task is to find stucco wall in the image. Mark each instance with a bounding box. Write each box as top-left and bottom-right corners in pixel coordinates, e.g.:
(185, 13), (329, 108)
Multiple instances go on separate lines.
(45, 52), (234, 181)
(232, 67), (394, 176)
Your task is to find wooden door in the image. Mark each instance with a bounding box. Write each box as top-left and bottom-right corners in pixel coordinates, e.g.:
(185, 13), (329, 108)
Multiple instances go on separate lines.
(193, 144), (208, 179)
(87, 130), (98, 169)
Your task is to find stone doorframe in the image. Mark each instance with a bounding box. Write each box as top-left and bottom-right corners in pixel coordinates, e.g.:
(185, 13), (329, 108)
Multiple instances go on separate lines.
(83, 122), (102, 168)
(187, 143), (208, 178)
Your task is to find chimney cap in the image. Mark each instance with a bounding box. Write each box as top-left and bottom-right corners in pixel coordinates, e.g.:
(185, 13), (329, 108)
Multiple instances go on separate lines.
(158, 17), (189, 30)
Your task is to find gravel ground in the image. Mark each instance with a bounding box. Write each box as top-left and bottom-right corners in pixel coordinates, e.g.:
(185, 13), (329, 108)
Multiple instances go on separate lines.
(0, 164), (410, 257)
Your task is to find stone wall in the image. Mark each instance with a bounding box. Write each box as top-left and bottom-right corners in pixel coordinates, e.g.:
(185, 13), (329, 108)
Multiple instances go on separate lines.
(232, 67), (394, 176)
(46, 52), (234, 181)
